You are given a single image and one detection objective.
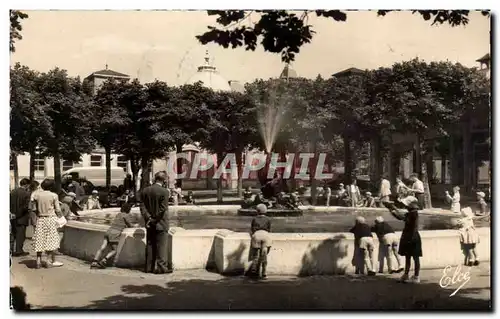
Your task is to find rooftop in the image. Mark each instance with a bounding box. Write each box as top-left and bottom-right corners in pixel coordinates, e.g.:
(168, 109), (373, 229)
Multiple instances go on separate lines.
(87, 65), (130, 79)
(279, 64), (298, 79)
(476, 53), (490, 63)
(332, 67), (365, 78)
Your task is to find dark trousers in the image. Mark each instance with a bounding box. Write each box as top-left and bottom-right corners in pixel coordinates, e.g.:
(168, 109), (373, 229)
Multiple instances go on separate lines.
(145, 227), (170, 273)
(10, 221), (27, 254)
(415, 193), (425, 210)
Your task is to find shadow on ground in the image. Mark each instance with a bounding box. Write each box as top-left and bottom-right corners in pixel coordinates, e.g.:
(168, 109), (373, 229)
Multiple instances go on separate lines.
(33, 273), (490, 310)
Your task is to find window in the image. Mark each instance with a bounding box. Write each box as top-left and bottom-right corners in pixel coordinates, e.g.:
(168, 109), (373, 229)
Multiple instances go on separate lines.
(90, 155), (102, 167)
(117, 155), (128, 171)
(62, 160), (74, 171)
(34, 152), (45, 172)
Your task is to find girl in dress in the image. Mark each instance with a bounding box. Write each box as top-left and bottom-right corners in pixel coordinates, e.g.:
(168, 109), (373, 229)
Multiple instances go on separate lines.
(445, 186), (461, 213)
(30, 179), (64, 269)
(384, 199), (422, 283)
(458, 207), (480, 266)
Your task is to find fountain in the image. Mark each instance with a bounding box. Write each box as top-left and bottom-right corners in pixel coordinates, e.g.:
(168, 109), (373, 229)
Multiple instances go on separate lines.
(238, 81), (303, 216)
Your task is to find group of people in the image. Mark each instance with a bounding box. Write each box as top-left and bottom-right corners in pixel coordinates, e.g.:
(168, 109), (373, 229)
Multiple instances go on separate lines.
(10, 178), (66, 267)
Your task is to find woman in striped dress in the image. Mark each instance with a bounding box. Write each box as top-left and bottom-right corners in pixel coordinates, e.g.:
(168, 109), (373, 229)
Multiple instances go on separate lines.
(30, 179), (64, 268)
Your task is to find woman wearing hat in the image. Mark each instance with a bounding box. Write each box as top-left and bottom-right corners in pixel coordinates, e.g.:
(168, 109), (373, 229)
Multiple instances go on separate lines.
(385, 200), (422, 283)
(86, 190), (102, 210)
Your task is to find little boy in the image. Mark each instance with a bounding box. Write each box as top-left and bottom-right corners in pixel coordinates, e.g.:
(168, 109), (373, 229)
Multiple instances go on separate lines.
(90, 203), (138, 269)
(363, 192), (377, 208)
(349, 216), (376, 276)
(249, 204), (272, 279)
(371, 216), (403, 274)
(476, 192), (489, 216)
(184, 191), (196, 204)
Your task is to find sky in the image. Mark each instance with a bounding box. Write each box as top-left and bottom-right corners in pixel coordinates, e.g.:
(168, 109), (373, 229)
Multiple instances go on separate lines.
(10, 10), (490, 85)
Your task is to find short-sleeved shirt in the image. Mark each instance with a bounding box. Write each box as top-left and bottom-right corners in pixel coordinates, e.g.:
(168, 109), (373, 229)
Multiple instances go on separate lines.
(31, 190), (61, 217)
(412, 180), (425, 194)
(106, 212), (135, 242)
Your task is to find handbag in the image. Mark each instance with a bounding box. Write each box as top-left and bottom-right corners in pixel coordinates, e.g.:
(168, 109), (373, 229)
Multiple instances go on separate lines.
(56, 216), (67, 228)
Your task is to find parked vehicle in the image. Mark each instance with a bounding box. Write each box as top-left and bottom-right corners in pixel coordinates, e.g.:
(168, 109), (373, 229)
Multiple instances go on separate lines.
(62, 166), (126, 188)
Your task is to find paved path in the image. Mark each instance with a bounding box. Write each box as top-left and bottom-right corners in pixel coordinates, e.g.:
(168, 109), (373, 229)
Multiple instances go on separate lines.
(11, 248), (491, 310)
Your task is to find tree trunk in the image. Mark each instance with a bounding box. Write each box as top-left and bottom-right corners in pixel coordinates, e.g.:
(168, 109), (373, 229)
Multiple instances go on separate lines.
(11, 152), (19, 188)
(176, 141), (183, 188)
(343, 134), (353, 184)
(235, 149), (243, 197)
(310, 141), (318, 206)
(441, 154), (446, 183)
(130, 156), (140, 193)
(53, 152), (62, 194)
(105, 146), (112, 189)
(415, 137), (422, 176)
(425, 142), (434, 184)
(216, 151), (224, 204)
(29, 146), (36, 181)
(418, 136), (432, 209)
(140, 157), (151, 190)
(370, 136), (383, 182)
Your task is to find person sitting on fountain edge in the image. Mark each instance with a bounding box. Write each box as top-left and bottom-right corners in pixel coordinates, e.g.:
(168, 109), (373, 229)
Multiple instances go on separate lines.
(242, 186), (254, 208)
(184, 191), (196, 205)
(249, 204), (272, 279)
(90, 203), (139, 269)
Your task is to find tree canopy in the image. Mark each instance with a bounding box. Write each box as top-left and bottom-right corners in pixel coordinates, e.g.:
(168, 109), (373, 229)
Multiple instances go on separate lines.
(197, 10), (490, 62)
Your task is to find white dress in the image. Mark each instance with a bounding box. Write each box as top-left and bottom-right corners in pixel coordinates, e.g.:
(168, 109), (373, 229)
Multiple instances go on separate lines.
(446, 192), (461, 213)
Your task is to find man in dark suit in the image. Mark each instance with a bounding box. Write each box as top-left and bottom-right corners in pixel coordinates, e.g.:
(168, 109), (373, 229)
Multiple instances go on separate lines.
(140, 171), (172, 274)
(10, 178), (31, 256)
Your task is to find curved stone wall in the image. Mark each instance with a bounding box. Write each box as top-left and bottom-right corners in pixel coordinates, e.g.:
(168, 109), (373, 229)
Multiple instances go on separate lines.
(61, 213), (490, 275)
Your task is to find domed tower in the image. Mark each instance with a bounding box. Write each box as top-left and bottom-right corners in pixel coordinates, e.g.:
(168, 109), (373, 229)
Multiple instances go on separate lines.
(279, 63), (298, 80)
(186, 50), (232, 92)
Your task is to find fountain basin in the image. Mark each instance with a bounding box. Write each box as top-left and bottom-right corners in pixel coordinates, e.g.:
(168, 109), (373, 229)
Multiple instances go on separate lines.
(237, 208), (303, 217)
(60, 219), (490, 275)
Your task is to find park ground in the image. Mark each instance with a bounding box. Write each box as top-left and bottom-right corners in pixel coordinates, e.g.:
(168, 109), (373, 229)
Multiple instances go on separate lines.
(11, 240), (491, 310)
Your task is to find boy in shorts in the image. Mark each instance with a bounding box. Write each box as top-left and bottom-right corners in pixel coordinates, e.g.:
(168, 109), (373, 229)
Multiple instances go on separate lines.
(249, 204), (272, 279)
(90, 203), (138, 269)
(371, 216), (403, 274)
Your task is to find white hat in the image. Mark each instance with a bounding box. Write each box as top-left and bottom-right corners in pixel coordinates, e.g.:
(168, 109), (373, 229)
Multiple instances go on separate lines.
(400, 195), (418, 207)
(92, 190), (98, 194)
(477, 192), (486, 198)
(355, 216), (366, 224)
(366, 192), (372, 196)
(375, 216), (384, 223)
(68, 192), (76, 197)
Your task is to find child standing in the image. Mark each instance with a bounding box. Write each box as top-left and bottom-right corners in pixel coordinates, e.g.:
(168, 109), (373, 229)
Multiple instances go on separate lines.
(371, 216), (403, 274)
(476, 192), (489, 216)
(90, 203), (138, 269)
(445, 186), (461, 213)
(349, 216), (376, 276)
(458, 207), (480, 266)
(249, 204), (272, 279)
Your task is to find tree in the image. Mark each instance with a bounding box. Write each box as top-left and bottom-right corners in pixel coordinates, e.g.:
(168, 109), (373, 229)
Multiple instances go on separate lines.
(197, 10), (490, 63)
(10, 63), (51, 182)
(10, 10), (28, 53)
(112, 80), (175, 189)
(93, 79), (131, 189)
(197, 90), (259, 202)
(36, 68), (96, 192)
(165, 83), (216, 188)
